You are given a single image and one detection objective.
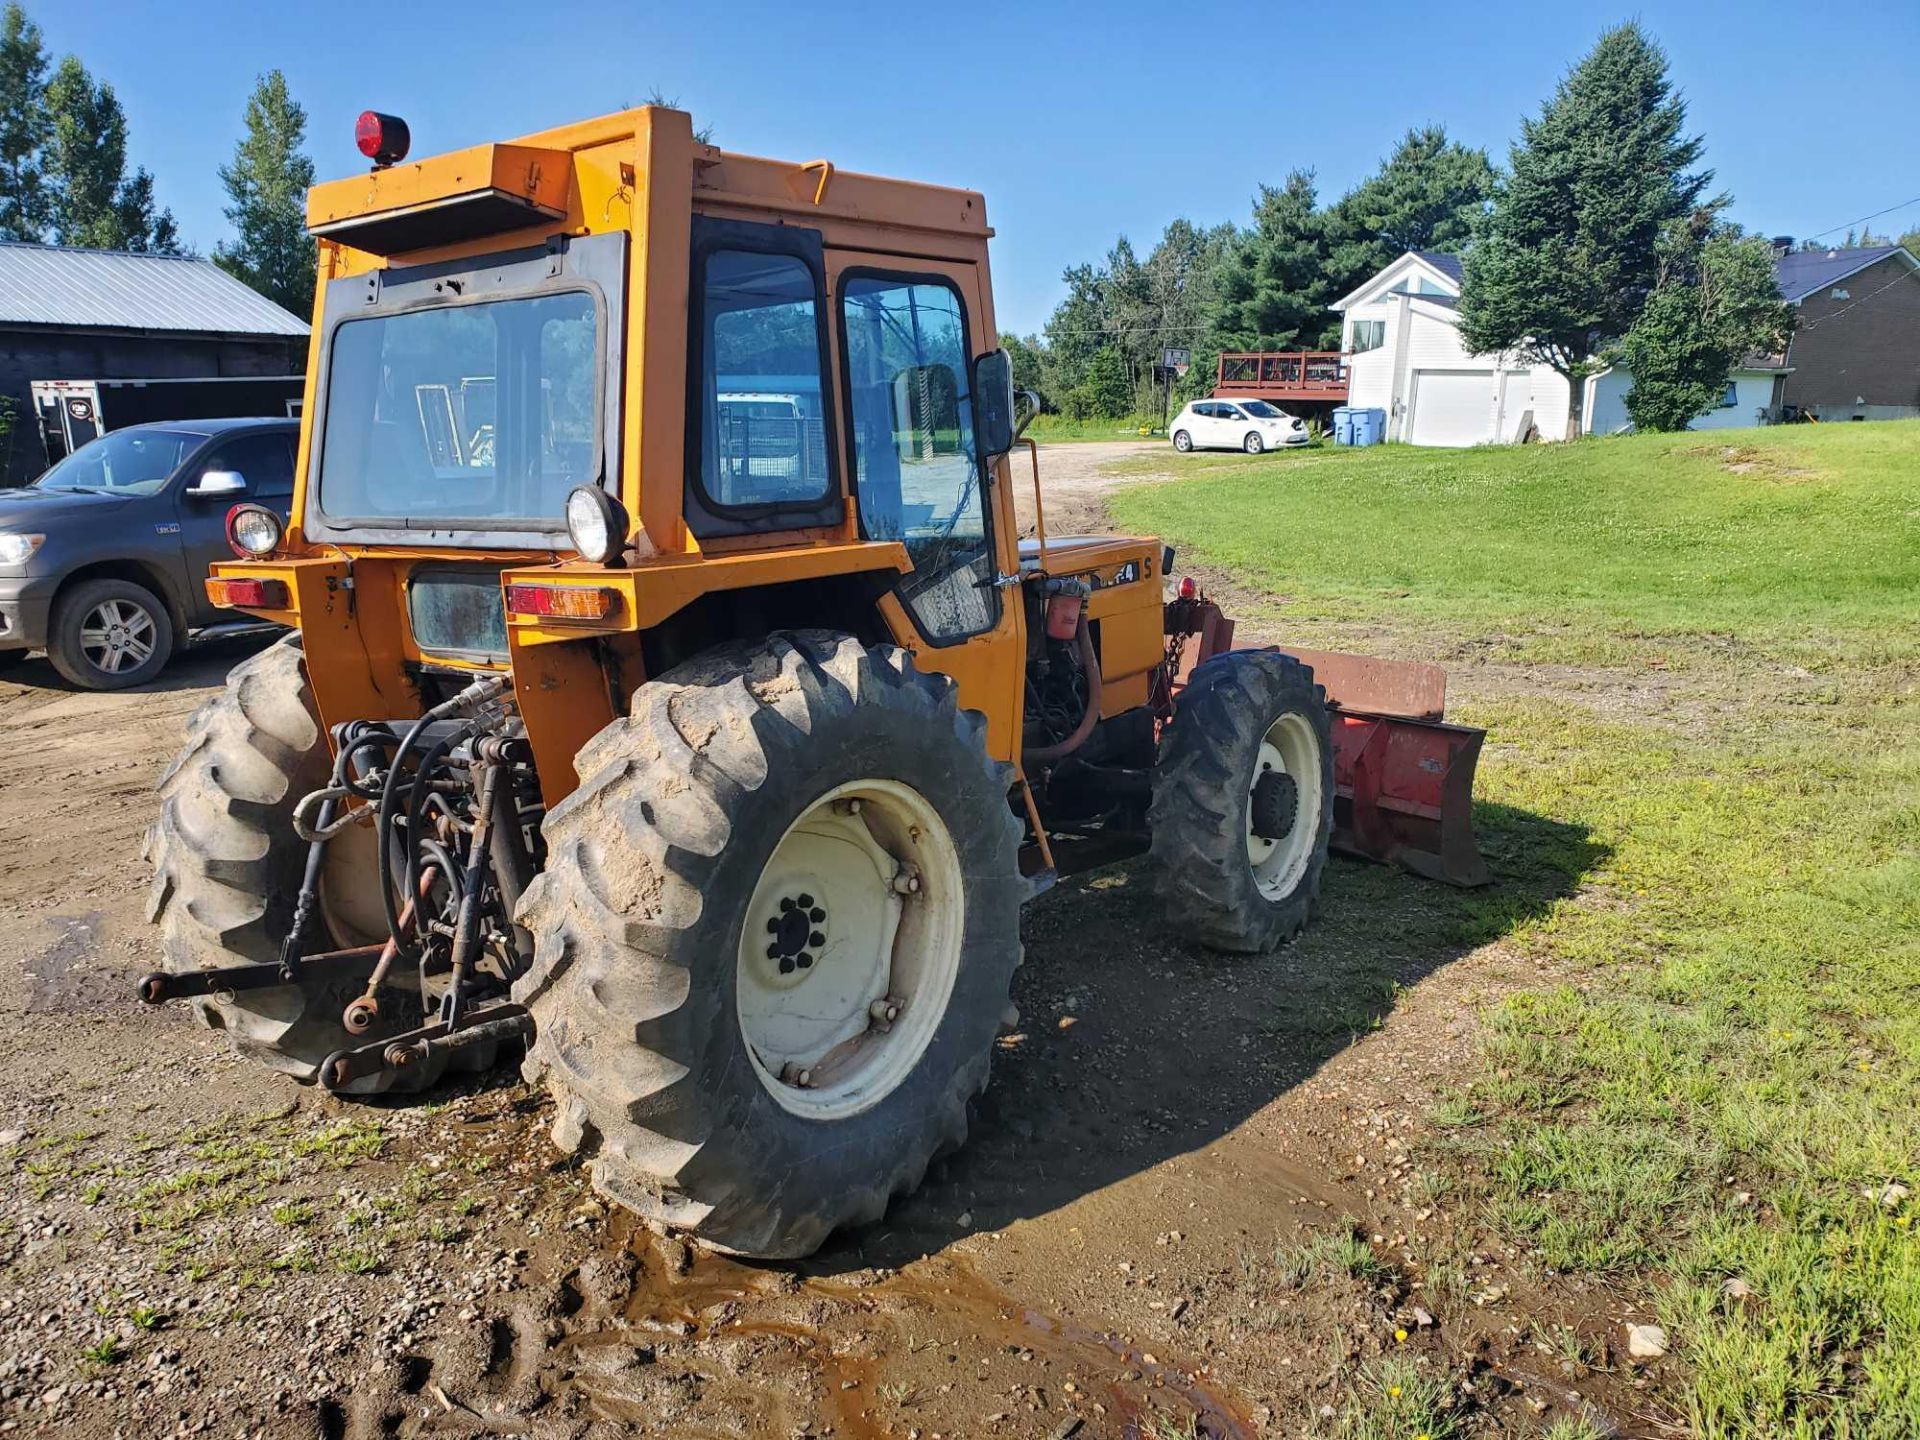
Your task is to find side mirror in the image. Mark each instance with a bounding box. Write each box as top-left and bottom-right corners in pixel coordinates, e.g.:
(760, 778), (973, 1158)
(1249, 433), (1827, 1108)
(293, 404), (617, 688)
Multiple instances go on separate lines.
(971, 349), (1017, 459)
(187, 469), (247, 498)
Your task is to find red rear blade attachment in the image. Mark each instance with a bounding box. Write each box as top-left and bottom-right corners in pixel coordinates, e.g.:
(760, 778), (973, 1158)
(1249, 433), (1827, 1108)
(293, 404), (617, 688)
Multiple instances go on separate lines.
(1272, 647), (1492, 888)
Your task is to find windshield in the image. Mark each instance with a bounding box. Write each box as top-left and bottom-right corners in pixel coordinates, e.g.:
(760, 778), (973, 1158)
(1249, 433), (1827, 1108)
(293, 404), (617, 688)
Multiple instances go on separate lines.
(1240, 401), (1286, 419)
(317, 290), (598, 526)
(36, 429), (201, 496)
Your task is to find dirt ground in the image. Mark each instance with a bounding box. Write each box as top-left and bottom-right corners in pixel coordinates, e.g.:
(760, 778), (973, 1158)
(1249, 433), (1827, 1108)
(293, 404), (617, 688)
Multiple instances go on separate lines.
(0, 444), (1664, 1439)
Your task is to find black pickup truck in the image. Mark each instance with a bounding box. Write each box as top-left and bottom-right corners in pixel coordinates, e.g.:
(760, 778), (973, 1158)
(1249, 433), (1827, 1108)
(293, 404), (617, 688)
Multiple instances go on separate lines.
(0, 418), (297, 689)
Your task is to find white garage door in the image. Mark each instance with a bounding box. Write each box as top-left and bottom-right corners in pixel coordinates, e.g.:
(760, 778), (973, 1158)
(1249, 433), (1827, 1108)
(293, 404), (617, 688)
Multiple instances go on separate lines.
(1408, 370), (1495, 447)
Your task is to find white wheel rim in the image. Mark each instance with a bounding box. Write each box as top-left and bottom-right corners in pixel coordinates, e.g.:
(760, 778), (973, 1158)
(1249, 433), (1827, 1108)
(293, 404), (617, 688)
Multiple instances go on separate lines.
(80, 598), (157, 674)
(1246, 712), (1322, 900)
(736, 778), (965, 1122)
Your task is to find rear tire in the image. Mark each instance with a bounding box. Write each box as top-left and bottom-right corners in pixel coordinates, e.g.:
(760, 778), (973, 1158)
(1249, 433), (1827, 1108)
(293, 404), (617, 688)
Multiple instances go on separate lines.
(1172, 430), (1193, 453)
(49, 578), (173, 690)
(1149, 650), (1333, 953)
(515, 631), (1025, 1258)
(144, 636), (482, 1094)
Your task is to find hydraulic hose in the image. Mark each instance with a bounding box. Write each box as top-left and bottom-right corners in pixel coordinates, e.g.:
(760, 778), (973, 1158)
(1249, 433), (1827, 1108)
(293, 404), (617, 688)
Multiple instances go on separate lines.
(374, 675), (511, 959)
(1025, 613), (1103, 766)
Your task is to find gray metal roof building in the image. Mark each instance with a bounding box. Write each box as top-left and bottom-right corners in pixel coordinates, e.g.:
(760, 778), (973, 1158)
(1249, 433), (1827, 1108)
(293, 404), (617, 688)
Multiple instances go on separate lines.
(0, 242), (310, 486)
(0, 241), (309, 336)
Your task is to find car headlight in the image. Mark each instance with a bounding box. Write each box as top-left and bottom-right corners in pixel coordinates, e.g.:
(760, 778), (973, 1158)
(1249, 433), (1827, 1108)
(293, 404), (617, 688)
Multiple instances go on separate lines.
(565, 485), (629, 565)
(0, 532), (44, 565)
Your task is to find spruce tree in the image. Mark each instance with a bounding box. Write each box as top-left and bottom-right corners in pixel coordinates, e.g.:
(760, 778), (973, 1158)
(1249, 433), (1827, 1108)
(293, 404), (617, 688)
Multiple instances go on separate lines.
(1459, 23), (1712, 437)
(214, 70), (316, 316)
(1210, 172), (1328, 351)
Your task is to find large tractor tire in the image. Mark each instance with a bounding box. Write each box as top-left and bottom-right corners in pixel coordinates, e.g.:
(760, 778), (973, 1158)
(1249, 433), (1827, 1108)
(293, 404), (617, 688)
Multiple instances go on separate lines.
(515, 631), (1025, 1259)
(144, 636), (481, 1094)
(1149, 650), (1334, 953)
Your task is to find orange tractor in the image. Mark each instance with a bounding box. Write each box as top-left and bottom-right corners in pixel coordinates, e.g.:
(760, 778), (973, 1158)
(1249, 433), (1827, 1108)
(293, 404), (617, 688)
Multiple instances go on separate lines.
(141, 105), (1485, 1257)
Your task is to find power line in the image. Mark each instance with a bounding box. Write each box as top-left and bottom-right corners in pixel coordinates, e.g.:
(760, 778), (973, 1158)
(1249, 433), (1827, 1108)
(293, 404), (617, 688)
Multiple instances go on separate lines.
(1798, 259), (1920, 331)
(1800, 195), (1920, 245)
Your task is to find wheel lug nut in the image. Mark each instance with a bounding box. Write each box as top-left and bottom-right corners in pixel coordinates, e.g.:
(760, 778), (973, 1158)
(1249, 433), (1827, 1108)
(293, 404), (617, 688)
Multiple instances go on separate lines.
(780, 1063), (814, 1087)
(796, 893), (813, 908)
(868, 998), (901, 1030)
(766, 917), (780, 934)
(796, 954), (813, 969)
(808, 930), (825, 948)
(778, 957), (795, 974)
(809, 907), (826, 923)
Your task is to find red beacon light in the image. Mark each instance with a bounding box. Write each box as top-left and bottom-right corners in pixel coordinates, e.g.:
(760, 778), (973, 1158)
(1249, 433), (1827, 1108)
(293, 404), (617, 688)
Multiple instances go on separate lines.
(1178, 576), (1198, 600)
(355, 111), (410, 168)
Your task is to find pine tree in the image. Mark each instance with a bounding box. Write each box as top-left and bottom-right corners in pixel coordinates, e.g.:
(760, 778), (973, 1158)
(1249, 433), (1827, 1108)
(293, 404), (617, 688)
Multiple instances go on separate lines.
(214, 70), (316, 316)
(1459, 23), (1713, 437)
(0, 1), (48, 240)
(1210, 172), (1328, 351)
(1322, 127), (1494, 308)
(43, 55), (177, 251)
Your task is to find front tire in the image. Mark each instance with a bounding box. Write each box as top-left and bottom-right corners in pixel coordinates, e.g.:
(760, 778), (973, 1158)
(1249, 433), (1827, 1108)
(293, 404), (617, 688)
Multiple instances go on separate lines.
(49, 578), (173, 689)
(1243, 431), (1265, 454)
(1173, 429), (1193, 453)
(1149, 651), (1333, 953)
(515, 631), (1025, 1258)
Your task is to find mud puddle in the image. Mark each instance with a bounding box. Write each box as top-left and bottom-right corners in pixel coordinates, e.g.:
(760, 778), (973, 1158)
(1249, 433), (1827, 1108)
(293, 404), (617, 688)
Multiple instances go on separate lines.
(544, 1214), (1254, 1438)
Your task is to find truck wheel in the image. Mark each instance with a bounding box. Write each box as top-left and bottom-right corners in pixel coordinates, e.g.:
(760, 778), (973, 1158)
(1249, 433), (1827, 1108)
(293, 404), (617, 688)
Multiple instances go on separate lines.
(1149, 650), (1333, 953)
(48, 577), (174, 690)
(515, 631), (1024, 1259)
(144, 636), (484, 1095)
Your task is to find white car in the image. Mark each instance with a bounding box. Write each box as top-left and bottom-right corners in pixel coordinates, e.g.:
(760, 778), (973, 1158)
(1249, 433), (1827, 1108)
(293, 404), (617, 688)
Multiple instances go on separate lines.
(1171, 399), (1308, 453)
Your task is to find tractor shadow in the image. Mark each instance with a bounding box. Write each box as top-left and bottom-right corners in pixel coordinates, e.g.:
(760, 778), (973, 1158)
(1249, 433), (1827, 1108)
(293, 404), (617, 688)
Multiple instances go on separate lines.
(814, 800), (1607, 1270)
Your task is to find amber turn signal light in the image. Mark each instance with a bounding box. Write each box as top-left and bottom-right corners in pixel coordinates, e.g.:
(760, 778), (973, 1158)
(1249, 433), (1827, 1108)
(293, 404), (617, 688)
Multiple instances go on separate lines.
(505, 583), (621, 622)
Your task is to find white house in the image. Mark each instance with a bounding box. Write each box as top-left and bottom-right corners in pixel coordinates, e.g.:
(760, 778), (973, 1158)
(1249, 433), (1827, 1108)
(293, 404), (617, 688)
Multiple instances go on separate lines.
(1329, 250), (1790, 445)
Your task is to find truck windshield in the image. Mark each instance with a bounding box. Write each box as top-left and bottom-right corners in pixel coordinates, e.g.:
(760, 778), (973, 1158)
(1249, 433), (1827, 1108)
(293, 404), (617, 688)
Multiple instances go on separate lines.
(36, 428), (202, 496)
(317, 290), (597, 525)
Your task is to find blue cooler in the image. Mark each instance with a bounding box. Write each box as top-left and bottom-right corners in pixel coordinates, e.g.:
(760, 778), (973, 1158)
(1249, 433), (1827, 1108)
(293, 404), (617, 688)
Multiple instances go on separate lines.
(1331, 407), (1356, 446)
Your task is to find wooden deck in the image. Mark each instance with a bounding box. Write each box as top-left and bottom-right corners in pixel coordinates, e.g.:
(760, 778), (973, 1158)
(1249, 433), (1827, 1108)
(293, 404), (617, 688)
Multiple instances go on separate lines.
(1215, 350), (1349, 402)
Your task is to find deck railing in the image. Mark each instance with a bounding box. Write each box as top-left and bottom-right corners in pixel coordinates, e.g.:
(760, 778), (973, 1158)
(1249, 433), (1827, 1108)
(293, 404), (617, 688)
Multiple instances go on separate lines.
(1215, 350), (1349, 397)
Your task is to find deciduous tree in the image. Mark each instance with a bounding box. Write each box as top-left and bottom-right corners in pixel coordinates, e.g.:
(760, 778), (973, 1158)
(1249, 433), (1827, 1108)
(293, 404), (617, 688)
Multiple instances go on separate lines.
(44, 55), (177, 252)
(0, 1), (48, 240)
(215, 70), (316, 315)
(1460, 23), (1713, 437)
(1621, 219), (1793, 431)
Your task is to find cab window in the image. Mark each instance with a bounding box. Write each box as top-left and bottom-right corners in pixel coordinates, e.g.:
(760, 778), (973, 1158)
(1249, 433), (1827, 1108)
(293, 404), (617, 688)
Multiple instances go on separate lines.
(840, 273), (995, 643)
(694, 250), (832, 511)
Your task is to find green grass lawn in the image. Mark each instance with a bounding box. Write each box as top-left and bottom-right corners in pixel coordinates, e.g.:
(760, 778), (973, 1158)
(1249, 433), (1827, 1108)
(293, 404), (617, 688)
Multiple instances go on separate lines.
(1112, 423), (1920, 1436)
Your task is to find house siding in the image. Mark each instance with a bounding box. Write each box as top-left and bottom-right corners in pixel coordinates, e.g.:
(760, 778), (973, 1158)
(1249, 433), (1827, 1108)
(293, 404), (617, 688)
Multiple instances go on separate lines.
(1780, 254), (1920, 417)
(1587, 369), (1777, 434)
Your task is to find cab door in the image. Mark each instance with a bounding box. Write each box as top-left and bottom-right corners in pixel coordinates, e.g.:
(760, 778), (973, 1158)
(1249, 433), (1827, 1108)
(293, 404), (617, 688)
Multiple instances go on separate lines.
(826, 254), (1027, 760)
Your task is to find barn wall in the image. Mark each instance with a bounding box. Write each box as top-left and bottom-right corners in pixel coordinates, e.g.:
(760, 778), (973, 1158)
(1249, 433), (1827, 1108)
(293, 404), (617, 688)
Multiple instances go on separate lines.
(0, 328), (306, 485)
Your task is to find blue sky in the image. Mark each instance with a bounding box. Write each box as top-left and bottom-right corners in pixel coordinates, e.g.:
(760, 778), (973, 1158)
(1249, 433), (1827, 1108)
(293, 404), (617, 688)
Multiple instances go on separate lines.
(39, 0), (1920, 334)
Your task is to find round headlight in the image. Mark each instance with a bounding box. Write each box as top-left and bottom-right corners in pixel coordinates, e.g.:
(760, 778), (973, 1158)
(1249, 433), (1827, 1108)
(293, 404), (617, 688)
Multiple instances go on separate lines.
(565, 485), (627, 564)
(227, 504), (283, 558)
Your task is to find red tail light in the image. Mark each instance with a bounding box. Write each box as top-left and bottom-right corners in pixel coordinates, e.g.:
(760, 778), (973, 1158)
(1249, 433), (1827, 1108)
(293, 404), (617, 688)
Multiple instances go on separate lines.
(355, 111), (410, 166)
(206, 577), (290, 610)
(505, 583), (620, 622)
